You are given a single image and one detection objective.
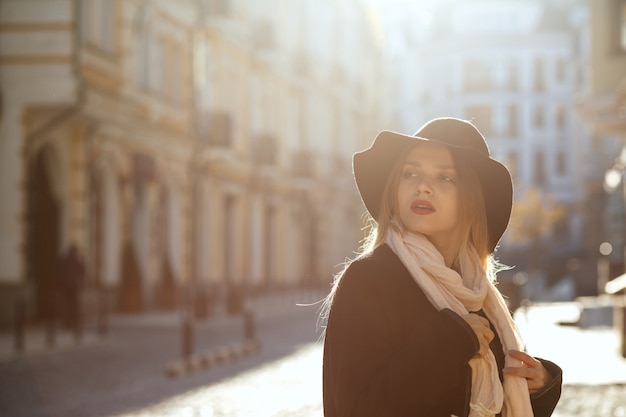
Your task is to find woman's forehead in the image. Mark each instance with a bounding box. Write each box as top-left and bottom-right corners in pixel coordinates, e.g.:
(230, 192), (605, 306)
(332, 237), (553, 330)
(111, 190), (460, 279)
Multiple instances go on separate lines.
(404, 142), (455, 168)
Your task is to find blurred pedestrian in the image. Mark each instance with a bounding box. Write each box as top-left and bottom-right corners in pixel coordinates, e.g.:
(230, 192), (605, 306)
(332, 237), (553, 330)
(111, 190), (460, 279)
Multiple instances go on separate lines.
(57, 244), (85, 330)
(321, 118), (562, 417)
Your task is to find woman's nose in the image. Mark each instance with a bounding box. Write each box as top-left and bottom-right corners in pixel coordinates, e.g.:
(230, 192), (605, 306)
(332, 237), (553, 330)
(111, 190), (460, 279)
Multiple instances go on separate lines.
(415, 176), (433, 195)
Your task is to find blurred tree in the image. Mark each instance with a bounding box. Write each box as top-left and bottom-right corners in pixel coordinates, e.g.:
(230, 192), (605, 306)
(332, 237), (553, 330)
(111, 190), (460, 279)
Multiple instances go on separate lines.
(507, 187), (565, 245)
(506, 187), (566, 296)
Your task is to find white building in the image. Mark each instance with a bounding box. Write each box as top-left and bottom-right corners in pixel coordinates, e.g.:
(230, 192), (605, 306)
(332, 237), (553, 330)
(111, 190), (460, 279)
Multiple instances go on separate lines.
(380, 0), (591, 257)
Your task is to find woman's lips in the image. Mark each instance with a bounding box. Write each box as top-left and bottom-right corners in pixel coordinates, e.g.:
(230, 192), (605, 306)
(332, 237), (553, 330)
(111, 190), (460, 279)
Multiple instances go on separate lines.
(411, 199), (435, 215)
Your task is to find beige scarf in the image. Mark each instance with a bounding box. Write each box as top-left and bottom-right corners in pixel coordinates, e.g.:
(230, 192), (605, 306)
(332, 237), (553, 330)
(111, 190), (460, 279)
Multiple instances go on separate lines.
(386, 228), (533, 417)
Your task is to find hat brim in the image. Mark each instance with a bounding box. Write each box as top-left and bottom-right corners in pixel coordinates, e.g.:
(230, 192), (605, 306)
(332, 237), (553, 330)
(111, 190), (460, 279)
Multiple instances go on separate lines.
(353, 130), (513, 253)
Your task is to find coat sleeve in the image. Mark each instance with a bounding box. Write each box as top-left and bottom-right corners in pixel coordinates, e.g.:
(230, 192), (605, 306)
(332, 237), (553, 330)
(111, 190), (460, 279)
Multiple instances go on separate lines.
(529, 358), (562, 417)
(323, 260), (480, 416)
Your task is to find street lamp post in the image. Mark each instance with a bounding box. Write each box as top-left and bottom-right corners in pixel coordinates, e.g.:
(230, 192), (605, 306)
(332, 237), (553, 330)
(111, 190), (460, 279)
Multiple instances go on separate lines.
(603, 147), (626, 289)
(603, 147), (626, 358)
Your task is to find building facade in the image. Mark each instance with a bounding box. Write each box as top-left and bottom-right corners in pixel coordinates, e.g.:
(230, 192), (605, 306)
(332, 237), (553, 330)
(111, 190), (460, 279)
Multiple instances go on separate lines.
(376, 0), (598, 291)
(578, 0), (626, 282)
(0, 0), (385, 325)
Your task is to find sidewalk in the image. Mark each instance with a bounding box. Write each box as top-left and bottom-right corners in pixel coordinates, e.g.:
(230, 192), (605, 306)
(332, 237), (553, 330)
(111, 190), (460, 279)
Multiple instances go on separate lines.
(0, 326), (102, 362)
(0, 290), (325, 417)
(0, 289), (327, 363)
(515, 301), (626, 385)
(1, 293), (624, 416)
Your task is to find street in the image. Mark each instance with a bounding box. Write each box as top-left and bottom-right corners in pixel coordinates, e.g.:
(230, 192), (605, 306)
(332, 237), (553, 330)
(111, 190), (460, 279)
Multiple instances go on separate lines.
(0, 294), (325, 417)
(1, 296), (625, 416)
(124, 343), (322, 417)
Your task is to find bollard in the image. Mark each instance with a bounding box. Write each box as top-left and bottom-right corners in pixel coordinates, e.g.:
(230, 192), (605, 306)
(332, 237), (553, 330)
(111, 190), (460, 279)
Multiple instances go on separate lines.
(74, 290), (83, 344)
(97, 288), (108, 336)
(182, 313), (193, 361)
(14, 296), (25, 352)
(45, 294), (57, 348)
(621, 307), (626, 358)
(617, 296), (626, 358)
(244, 309), (256, 341)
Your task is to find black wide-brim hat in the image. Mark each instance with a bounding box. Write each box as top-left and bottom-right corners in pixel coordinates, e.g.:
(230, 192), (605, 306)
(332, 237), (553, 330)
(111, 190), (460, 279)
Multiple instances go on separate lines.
(354, 117), (513, 253)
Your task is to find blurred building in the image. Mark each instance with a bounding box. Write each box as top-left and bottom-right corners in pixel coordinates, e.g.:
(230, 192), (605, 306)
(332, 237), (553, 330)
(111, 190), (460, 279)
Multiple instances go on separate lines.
(578, 0), (626, 283)
(377, 0), (602, 292)
(0, 0), (385, 325)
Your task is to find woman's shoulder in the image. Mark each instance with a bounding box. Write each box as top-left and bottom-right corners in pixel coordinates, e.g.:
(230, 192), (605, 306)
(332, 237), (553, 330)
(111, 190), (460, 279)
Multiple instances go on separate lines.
(331, 244), (406, 308)
(333, 243), (435, 316)
(340, 244), (409, 288)
(345, 244), (399, 273)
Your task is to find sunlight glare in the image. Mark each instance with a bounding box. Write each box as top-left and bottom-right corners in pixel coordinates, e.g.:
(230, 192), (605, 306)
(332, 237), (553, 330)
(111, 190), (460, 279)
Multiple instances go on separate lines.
(118, 343), (323, 417)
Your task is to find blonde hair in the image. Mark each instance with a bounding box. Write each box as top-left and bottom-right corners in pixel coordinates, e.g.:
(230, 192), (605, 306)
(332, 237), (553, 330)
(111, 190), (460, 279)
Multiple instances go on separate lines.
(319, 144), (502, 325)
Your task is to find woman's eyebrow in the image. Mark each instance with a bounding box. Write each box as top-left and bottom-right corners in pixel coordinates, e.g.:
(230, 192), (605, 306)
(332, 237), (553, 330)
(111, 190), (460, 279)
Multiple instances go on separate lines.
(404, 160), (456, 170)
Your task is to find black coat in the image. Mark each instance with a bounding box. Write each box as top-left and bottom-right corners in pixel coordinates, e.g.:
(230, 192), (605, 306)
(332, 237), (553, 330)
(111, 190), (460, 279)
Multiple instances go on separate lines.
(323, 244), (562, 417)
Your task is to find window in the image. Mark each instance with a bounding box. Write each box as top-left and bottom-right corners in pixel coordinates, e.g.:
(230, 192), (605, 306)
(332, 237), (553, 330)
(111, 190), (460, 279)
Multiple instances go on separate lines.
(533, 58), (544, 92)
(464, 105), (492, 135)
(151, 36), (164, 93)
(507, 150), (518, 178)
(556, 152), (567, 176)
(134, 22), (184, 104)
(508, 104), (518, 136)
(534, 106), (545, 129)
(494, 106), (506, 135)
(162, 38), (184, 104)
(555, 105), (567, 131)
(509, 64), (519, 91)
(555, 59), (567, 82)
(493, 62), (507, 89)
(81, 0), (116, 53)
(133, 6), (155, 90)
(534, 152), (546, 186)
(135, 34), (150, 89)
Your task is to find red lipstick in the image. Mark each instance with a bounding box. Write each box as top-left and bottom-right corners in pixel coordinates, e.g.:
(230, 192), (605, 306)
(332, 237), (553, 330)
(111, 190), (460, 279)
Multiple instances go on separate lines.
(411, 199), (435, 215)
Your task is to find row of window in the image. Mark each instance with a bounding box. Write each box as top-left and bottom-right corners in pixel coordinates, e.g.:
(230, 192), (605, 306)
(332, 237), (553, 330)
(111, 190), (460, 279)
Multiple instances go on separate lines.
(506, 150), (568, 187)
(79, 0), (368, 119)
(463, 56), (570, 93)
(465, 103), (569, 137)
(81, 0), (186, 104)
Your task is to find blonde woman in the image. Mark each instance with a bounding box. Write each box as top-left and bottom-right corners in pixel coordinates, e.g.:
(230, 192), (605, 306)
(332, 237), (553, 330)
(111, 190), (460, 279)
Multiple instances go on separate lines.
(322, 118), (561, 417)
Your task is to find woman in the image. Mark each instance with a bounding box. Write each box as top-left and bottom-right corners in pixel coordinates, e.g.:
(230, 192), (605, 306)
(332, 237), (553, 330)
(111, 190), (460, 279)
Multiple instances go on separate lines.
(321, 118), (562, 417)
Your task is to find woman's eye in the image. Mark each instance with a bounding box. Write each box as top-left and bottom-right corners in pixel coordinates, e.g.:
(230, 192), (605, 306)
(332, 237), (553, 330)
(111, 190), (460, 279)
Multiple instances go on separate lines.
(439, 175), (455, 183)
(403, 170), (418, 179)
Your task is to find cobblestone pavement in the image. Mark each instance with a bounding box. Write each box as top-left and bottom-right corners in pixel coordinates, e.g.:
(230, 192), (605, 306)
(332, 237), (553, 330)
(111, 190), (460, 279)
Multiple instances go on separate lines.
(519, 302), (626, 417)
(556, 384), (626, 417)
(115, 344), (626, 417)
(1, 298), (625, 416)
(0, 292), (326, 417)
(122, 342), (324, 417)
